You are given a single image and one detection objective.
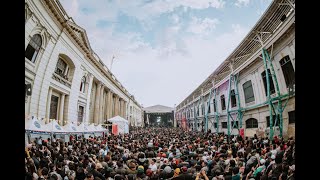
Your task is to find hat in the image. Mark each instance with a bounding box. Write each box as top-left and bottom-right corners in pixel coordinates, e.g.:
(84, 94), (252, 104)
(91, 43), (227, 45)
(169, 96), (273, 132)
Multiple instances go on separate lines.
(260, 159), (266, 165)
(138, 166), (144, 171)
(181, 166), (188, 172)
(271, 155), (275, 160)
(164, 166), (172, 173)
(146, 169), (153, 176)
(174, 168), (180, 176)
(137, 167), (144, 174)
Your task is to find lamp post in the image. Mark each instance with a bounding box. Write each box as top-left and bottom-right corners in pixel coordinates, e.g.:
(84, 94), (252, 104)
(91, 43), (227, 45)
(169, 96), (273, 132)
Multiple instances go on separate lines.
(110, 55), (115, 71)
(173, 104), (176, 128)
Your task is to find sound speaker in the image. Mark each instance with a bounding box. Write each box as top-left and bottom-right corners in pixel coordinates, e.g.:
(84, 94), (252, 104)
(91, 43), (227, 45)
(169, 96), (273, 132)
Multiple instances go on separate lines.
(26, 84), (32, 96)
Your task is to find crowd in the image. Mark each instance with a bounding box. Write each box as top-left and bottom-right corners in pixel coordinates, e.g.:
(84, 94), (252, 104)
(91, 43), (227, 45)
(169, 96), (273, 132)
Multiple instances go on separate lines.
(25, 128), (295, 180)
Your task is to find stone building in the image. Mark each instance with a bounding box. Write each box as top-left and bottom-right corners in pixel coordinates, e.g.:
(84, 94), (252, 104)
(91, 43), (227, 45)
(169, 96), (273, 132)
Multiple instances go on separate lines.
(175, 0), (295, 139)
(25, 0), (142, 126)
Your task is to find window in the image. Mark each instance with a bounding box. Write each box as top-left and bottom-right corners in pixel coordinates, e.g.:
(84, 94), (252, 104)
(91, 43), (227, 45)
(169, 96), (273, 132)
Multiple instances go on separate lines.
(49, 95), (59, 120)
(246, 118), (258, 128)
(288, 110), (295, 124)
(261, 69), (276, 96)
(80, 76), (86, 93)
(25, 34), (42, 63)
(202, 106), (205, 116)
(221, 95), (226, 110)
(231, 121), (239, 128)
(55, 58), (68, 78)
(222, 122), (227, 129)
(243, 80), (255, 103)
(266, 115), (280, 127)
(280, 55), (295, 87)
(214, 122), (217, 128)
(208, 102), (211, 113)
(213, 99), (216, 112)
(231, 90), (237, 107)
(78, 106), (84, 123)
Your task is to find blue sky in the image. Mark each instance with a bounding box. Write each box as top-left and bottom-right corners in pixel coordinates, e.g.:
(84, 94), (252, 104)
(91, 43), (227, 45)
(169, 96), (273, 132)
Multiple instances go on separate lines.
(60, 0), (272, 108)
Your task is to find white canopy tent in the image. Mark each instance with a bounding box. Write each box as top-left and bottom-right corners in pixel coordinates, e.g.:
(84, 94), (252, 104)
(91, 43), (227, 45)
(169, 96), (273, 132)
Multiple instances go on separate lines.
(25, 116), (50, 133)
(46, 120), (67, 133)
(87, 124), (96, 131)
(62, 122), (80, 133)
(95, 124), (107, 132)
(77, 123), (94, 138)
(107, 116), (129, 134)
(25, 116), (51, 143)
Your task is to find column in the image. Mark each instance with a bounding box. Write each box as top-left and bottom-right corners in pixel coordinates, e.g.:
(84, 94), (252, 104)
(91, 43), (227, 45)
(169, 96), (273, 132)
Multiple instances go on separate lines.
(117, 96), (120, 116)
(85, 73), (94, 123)
(124, 101), (127, 119)
(103, 92), (108, 123)
(112, 94), (115, 117)
(109, 91), (113, 118)
(119, 99), (123, 117)
(99, 84), (104, 124)
(106, 90), (111, 120)
(46, 87), (52, 123)
(93, 82), (101, 124)
(115, 95), (119, 116)
(59, 94), (65, 125)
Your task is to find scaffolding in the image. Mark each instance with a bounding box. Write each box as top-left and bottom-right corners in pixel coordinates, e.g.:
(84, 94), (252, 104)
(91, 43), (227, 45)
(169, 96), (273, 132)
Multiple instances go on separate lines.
(224, 47), (294, 140)
(204, 89), (213, 132)
(226, 73), (243, 140)
(175, 0), (295, 139)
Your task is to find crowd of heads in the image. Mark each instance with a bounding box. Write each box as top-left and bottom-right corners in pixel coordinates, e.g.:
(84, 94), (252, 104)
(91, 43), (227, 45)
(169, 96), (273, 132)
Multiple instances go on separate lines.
(25, 127), (295, 180)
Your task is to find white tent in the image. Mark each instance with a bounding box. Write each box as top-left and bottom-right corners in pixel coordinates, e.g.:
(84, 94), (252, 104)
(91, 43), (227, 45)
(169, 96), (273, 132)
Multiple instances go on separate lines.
(87, 124), (97, 132)
(62, 122), (80, 133)
(107, 116), (129, 134)
(95, 124), (107, 132)
(25, 116), (50, 133)
(46, 120), (67, 133)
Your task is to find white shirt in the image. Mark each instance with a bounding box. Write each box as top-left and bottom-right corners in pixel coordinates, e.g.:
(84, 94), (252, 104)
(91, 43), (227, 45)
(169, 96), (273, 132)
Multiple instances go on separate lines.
(149, 163), (157, 172)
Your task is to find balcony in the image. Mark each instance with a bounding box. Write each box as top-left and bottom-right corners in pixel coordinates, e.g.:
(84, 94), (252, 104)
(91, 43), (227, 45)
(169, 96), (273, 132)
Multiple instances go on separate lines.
(52, 72), (72, 88)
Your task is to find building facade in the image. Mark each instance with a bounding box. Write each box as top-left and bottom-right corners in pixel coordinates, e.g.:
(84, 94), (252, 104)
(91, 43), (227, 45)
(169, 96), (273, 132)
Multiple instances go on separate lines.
(25, 0), (142, 126)
(175, 0), (295, 139)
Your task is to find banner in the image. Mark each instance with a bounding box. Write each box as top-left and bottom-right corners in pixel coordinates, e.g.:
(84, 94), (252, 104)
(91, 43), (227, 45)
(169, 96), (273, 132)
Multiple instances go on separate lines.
(239, 128), (244, 139)
(112, 124), (118, 135)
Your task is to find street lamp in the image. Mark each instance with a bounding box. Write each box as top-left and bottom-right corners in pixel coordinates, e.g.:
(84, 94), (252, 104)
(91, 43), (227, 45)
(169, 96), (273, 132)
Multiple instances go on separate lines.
(110, 55), (116, 71)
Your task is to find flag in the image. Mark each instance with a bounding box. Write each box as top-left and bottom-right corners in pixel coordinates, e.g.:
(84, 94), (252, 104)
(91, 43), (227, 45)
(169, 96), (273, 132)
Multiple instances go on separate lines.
(112, 124), (118, 135)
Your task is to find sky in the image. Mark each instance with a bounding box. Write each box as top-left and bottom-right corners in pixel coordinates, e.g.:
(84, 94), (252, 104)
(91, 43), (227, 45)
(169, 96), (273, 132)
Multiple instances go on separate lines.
(60, 0), (272, 108)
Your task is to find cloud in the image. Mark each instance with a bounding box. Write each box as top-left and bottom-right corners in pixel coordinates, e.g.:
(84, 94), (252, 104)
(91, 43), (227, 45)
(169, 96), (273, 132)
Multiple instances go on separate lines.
(58, 0), (255, 107)
(235, 0), (250, 7)
(109, 24), (249, 106)
(187, 17), (219, 35)
(138, 0), (225, 20)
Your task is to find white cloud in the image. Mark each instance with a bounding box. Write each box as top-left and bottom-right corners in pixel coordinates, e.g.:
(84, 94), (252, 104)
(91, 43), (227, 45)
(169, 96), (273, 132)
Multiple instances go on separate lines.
(235, 0), (250, 7)
(58, 0), (253, 107)
(187, 17), (219, 35)
(109, 24), (249, 106)
(142, 0), (225, 16)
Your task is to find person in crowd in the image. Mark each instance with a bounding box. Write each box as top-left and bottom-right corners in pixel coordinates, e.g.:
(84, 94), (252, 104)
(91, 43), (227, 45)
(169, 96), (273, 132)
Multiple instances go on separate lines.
(25, 128), (295, 180)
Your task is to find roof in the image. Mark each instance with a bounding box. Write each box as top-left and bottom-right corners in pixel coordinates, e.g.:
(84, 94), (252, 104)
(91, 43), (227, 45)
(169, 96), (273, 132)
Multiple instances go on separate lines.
(143, 105), (174, 113)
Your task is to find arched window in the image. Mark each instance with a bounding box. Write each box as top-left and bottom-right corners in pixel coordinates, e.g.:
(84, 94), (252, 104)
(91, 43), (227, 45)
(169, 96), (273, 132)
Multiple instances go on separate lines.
(55, 58), (68, 79)
(246, 118), (258, 128)
(80, 76), (86, 93)
(25, 34), (42, 63)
